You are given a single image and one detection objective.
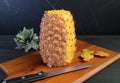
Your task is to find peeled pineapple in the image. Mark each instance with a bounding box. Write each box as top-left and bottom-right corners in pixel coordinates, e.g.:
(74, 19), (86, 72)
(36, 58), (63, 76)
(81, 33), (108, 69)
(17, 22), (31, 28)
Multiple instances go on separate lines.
(39, 10), (76, 67)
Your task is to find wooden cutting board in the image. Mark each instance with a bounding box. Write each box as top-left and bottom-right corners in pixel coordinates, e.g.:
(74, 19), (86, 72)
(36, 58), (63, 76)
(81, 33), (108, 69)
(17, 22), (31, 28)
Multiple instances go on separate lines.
(1, 40), (120, 83)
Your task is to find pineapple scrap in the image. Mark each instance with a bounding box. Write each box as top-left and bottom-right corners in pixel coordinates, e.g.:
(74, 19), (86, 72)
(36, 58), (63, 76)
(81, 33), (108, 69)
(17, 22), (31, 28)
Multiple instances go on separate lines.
(80, 49), (110, 62)
(81, 49), (94, 61)
(95, 51), (110, 57)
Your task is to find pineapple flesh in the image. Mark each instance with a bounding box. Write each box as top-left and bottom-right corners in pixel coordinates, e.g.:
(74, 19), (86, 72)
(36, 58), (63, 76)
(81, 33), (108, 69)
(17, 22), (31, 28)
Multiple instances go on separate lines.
(39, 10), (76, 67)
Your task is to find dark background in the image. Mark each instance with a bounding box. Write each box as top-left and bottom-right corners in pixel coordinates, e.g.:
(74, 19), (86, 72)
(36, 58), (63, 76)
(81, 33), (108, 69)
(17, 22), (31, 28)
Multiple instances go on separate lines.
(0, 0), (120, 35)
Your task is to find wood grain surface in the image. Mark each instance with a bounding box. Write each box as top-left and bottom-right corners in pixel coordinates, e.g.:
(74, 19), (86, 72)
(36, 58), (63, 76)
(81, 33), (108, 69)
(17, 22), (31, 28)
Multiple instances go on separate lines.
(1, 40), (120, 83)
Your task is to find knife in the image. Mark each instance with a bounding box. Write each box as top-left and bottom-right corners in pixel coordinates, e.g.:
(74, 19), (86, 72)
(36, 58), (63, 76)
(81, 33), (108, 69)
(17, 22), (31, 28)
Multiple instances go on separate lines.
(2, 64), (92, 83)
(0, 65), (8, 82)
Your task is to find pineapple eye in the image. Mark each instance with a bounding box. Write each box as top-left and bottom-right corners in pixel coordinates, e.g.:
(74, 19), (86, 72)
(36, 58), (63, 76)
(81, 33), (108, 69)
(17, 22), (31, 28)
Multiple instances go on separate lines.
(48, 23), (52, 28)
(53, 27), (59, 32)
(63, 50), (66, 55)
(54, 34), (61, 40)
(53, 40), (58, 46)
(42, 27), (47, 32)
(48, 57), (52, 62)
(60, 42), (65, 48)
(52, 53), (57, 58)
(41, 45), (45, 51)
(47, 37), (51, 41)
(61, 29), (66, 35)
(50, 18), (56, 24)
(48, 31), (53, 36)
(55, 47), (62, 54)
(45, 13), (51, 19)
(57, 21), (63, 27)
(60, 55), (66, 60)
(41, 22), (45, 26)
(62, 36), (67, 42)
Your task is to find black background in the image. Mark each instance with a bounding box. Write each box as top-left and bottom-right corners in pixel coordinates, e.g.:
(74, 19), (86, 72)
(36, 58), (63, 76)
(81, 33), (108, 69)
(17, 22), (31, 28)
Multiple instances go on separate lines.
(0, 0), (120, 35)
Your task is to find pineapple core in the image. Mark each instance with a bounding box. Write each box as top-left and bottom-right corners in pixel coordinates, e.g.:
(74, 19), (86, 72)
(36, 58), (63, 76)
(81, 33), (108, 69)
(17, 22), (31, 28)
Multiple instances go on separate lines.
(40, 9), (76, 67)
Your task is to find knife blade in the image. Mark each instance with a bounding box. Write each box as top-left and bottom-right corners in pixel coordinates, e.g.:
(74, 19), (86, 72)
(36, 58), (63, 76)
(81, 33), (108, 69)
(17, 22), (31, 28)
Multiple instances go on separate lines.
(2, 64), (92, 83)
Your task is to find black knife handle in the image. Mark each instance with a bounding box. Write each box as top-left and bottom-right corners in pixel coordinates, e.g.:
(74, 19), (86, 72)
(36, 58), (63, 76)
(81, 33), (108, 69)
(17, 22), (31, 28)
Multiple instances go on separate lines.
(2, 71), (46, 83)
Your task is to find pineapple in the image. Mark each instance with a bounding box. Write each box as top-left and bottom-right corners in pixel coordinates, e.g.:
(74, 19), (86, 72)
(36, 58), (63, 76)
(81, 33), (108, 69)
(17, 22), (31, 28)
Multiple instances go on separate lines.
(39, 10), (76, 67)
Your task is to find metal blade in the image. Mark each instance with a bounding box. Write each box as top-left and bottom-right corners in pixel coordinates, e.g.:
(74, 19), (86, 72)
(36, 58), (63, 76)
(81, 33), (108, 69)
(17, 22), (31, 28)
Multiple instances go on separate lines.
(46, 64), (92, 78)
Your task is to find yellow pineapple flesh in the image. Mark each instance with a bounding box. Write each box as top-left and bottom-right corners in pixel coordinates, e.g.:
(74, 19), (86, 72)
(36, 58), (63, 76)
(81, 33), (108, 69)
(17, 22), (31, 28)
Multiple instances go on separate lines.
(39, 10), (76, 67)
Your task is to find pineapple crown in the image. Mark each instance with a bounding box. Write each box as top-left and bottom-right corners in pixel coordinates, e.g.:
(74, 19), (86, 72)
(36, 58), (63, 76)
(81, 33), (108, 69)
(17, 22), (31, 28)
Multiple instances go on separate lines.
(14, 27), (39, 52)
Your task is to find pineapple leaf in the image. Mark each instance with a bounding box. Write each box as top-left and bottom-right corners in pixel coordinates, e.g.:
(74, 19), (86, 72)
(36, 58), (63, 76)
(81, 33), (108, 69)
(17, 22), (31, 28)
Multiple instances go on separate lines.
(24, 45), (32, 52)
(29, 28), (34, 39)
(29, 41), (39, 50)
(33, 34), (39, 41)
(14, 27), (39, 52)
(16, 34), (24, 41)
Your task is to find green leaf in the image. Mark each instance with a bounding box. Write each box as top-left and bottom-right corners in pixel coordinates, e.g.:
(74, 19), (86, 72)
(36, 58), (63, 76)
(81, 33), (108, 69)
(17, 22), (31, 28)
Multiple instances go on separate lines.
(16, 34), (24, 40)
(29, 41), (39, 50)
(15, 43), (25, 49)
(24, 45), (31, 52)
(14, 27), (39, 52)
(33, 34), (39, 42)
(29, 28), (34, 39)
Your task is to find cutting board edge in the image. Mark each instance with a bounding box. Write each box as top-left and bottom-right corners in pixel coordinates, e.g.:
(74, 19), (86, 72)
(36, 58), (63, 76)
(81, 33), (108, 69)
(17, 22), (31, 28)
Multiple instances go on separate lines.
(73, 53), (120, 83)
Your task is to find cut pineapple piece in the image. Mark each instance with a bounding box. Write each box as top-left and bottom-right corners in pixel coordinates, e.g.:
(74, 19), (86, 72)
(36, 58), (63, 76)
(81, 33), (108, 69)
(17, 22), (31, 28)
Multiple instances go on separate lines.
(39, 9), (76, 67)
(81, 49), (94, 61)
(95, 51), (109, 57)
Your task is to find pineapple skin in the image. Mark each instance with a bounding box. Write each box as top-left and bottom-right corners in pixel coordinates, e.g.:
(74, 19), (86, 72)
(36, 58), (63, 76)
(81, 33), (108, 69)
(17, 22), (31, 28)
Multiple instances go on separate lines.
(40, 10), (76, 67)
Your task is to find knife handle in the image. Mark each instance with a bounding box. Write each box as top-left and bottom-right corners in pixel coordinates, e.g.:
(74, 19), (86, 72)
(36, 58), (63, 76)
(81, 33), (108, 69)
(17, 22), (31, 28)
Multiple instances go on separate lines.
(2, 71), (46, 83)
